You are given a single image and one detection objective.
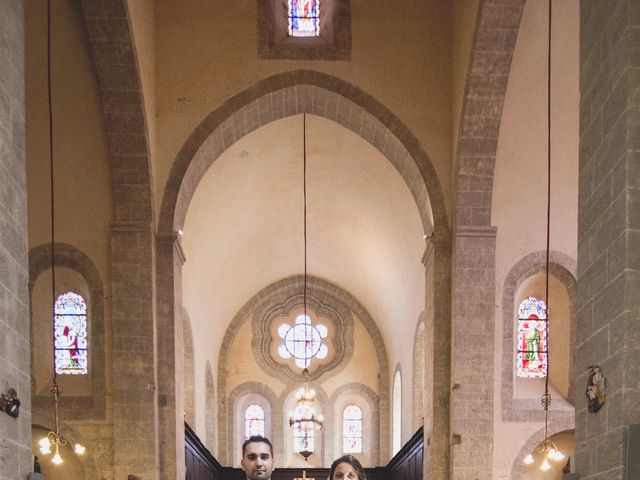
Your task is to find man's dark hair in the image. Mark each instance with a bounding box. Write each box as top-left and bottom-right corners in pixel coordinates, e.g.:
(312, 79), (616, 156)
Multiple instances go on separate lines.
(330, 455), (367, 480)
(242, 435), (274, 457)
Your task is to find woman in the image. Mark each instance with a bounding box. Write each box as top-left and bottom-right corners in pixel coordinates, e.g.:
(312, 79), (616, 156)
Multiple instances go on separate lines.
(329, 455), (367, 480)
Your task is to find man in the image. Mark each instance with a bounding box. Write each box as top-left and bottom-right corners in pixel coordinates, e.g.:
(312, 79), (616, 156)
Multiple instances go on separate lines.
(241, 435), (275, 480)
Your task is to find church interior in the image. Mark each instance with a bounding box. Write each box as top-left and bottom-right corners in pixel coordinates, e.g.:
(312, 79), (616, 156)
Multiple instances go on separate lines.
(0, 0), (638, 479)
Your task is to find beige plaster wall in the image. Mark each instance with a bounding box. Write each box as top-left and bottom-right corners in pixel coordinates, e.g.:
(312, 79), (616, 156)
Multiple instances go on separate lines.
(25, 0), (112, 282)
(153, 0), (453, 222)
(491, 1), (579, 477)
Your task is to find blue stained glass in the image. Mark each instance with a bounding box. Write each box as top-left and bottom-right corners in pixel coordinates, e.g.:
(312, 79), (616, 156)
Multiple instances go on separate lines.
(288, 0), (320, 37)
(516, 297), (548, 378)
(54, 292), (88, 375)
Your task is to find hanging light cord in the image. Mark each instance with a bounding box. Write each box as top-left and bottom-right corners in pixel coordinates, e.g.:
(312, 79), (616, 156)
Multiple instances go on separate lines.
(302, 114), (309, 370)
(543, 0), (552, 438)
(47, 0), (58, 387)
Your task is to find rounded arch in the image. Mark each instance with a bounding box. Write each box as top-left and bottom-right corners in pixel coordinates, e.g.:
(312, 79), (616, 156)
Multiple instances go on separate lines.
(158, 69), (448, 238)
(328, 382), (380, 466)
(279, 382), (329, 468)
(32, 421), (101, 479)
(412, 314), (426, 431)
(217, 275), (390, 464)
(510, 423), (575, 480)
(225, 382), (279, 465)
(501, 250), (577, 421)
(28, 242), (106, 418)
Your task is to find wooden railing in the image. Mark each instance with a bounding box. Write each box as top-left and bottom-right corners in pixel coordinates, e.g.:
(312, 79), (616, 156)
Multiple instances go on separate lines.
(185, 424), (423, 480)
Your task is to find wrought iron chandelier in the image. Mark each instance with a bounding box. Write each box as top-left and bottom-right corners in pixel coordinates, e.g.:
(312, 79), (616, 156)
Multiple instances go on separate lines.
(287, 114), (324, 461)
(38, 0), (86, 465)
(522, 0), (564, 471)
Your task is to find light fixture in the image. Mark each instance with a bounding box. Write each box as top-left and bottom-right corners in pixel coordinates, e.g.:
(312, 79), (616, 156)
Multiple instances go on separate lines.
(287, 114), (324, 461)
(38, 0), (86, 465)
(521, 0), (564, 470)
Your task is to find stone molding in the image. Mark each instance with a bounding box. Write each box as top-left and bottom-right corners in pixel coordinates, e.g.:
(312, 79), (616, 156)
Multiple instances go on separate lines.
(218, 275), (389, 464)
(327, 382), (380, 466)
(204, 361), (216, 452)
(159, 69), (447, 239)
(454, 0), (526, 228)
(509, 418), (575, 479)
(500, 250), (577, 422)
(28, 242), (107, 420)
(412, 315), (426, 431)
(251, 277), (354, 383)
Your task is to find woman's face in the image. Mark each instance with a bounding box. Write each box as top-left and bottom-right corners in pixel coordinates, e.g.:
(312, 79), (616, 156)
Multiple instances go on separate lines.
(332, 462), (359, 480)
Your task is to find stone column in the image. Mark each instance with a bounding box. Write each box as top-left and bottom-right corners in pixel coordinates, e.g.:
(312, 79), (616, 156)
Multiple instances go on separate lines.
(110, 222), (159, 479)
(422, 232), (452, 480)
(0, 2), (30, 479)
(575, 1), (640, 478)
(156, 233), (185, 480)
(450, 225), (496, 480)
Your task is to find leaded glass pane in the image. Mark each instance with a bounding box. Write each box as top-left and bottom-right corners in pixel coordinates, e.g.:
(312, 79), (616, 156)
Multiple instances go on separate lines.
(244, 404), (265, 439)
(54, 292), (88, 375)
(288, 0), (320, 37)
(342, 405), (363, 453)
(516, 297), (548, 378)
(277, 314), (328, 369)
(293, 403), (315, 453)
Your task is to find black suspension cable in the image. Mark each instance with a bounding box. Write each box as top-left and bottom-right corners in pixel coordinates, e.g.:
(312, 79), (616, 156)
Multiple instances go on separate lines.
(47, 0), (58, 384)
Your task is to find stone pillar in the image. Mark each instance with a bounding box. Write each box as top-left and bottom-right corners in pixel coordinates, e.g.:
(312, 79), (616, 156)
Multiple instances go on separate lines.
(156, 233), (185, 480)
(450, 226), (496, 480)
(0, 1), (31, 479)
(110, 222), (159, 479)
(422, 233), (452, 480)
(575, 1), (640, 478)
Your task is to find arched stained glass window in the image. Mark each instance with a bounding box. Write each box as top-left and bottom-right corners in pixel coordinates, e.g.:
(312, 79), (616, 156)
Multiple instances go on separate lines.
(392, 370), (402, 455)
(288, 0), (320, 37)
(244, 404), (265, 439)
(342, 405), (363, 453)
(54, 292), (88, 375)
(292, 403), (315, 453)
(516, 296), (548, 378)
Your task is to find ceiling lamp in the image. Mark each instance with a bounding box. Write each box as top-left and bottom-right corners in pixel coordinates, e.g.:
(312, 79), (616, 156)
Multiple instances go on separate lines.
(287, 114), (324, 461)
(522, 0), (564, 471)
(38, 0), (85, 465)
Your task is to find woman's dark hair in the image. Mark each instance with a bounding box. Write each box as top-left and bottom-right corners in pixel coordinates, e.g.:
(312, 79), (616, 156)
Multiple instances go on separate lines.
(329, 455), (367, 480)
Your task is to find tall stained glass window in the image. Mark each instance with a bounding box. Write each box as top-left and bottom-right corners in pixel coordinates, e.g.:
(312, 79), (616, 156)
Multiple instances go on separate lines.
(244, 404), (265, 439)
(342, 405), (363, 453)
(288, 0), (320, 37)
(516, 296), (548, 378)
(292, 403), (315, 453)
(54, 292), (88, 375)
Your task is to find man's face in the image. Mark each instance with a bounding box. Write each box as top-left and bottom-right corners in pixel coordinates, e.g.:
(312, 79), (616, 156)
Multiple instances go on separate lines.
(241, 441), (274, 480)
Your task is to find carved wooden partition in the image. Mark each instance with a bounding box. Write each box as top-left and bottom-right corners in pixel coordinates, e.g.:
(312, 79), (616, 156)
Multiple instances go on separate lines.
(185, 424), (423, 480)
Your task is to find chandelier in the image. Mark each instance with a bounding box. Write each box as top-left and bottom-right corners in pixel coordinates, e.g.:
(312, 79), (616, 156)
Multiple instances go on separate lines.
(38, 0), (86, 465)
(287, 114), (324, 461)
(522, 0), (564, 471)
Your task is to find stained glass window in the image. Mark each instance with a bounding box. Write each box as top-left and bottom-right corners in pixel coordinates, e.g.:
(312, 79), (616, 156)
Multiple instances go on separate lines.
(292, 403), (315, 453)
(288, 0), (320, 37)
(342, 405), (363, 453)
(278, 314), (328, 369)
(54, 292), (88, 375)
(516, 296), (548, 378)
(244, 404), (265, 439)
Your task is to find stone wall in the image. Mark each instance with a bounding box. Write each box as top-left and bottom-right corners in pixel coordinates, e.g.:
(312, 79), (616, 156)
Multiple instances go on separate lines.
(575, 1), (640, 478)
(0, 1), (31, 479)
